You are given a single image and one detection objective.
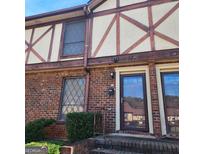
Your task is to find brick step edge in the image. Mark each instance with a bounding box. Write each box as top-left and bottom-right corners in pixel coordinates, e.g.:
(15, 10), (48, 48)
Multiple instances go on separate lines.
(91, 139), (178, 153)
(90, 148), (143, 154)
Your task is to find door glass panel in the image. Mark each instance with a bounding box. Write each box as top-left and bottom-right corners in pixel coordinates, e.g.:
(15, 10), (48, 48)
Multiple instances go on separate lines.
(122, 74), (148, 131)
(161, 72), (179, 136)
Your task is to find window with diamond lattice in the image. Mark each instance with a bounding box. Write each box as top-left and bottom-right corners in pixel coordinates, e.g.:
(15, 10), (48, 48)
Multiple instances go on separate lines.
(60, 78), (85, 120)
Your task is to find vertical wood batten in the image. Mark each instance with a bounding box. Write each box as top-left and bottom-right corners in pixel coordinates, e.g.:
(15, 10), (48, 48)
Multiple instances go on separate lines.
(58, 22), (65, 60)
(47, 25), (56, 62)
(116, 0), (120, 8)
(148, 5), (155, 51)
(25, 28), (35, 64)
(116, 12), (120, 55)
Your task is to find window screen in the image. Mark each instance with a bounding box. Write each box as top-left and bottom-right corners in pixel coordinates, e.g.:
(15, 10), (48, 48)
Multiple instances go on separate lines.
(60, 77), (85, 120)
(63, 20), (85, 56)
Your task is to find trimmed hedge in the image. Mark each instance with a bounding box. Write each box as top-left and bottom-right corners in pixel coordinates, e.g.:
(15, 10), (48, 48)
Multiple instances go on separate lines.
(25, 118), (56, 143)
(66, 112), (94, 143)
(26, 141), (63, 154)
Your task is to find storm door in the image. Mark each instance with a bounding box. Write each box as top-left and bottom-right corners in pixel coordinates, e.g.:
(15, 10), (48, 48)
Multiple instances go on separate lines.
(120, 74), (149, 131)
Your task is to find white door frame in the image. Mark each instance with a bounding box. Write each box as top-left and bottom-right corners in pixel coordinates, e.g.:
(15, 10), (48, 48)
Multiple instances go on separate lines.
(115, 66), (154, 134)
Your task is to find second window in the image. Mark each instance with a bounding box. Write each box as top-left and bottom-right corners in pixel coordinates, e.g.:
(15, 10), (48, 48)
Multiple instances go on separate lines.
(62, 20), (85, 57)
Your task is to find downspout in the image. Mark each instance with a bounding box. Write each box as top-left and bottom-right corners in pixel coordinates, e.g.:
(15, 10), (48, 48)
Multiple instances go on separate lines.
(83, 3), (105, 135)
(83, 5), (91, 112)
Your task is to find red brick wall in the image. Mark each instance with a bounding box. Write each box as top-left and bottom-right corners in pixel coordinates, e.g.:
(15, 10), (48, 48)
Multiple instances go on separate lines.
(60, 146), (72, 154)
(25, 64), (164, 138)
(25, 69), (86, 123)
(149, 63), (161, 136)
(25, 70), (86, 139)
(44, 123), (67, 140)
(60, 139), (93, 154)
(88, 67), (116, 133)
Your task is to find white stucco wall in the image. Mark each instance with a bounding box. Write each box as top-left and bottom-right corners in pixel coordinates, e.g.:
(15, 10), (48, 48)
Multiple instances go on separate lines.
(120, 0), (147, 7)
(91, 14), (116, 56)
(32, 26), (51, 42)
(25, 1), (179, 63)
(93, 0), (116, 12)
(25, 29), (32, 42)
(50, 24), (62, 62)
(32, 30), (52, 61)
(28, 51), (41, 64)
(120, 14), (148, 53)
(152, 1), (179, 50)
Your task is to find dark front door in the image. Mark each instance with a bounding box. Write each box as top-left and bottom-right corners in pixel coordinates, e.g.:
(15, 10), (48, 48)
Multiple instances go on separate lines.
(120, 74), (149, 131)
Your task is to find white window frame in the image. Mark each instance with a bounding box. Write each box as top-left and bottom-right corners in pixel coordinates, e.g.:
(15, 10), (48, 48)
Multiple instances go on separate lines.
(156, 63), (179, 135)
(115, 66), (154, 134)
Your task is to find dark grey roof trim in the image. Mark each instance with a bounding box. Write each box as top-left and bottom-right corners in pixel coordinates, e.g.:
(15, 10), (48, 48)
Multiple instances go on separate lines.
(25, 4), (86, 21)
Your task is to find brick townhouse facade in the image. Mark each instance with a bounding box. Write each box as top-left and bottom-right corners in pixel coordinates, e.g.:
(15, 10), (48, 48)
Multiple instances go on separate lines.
(25, 0), (179, 139)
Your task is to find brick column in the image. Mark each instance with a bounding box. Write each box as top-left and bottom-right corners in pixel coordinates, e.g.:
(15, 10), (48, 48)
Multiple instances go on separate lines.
(149, 63), (161, 137)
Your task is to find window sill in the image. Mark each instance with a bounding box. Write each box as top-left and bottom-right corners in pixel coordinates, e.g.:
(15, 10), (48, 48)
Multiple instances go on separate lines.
(60, 54), (84, 59)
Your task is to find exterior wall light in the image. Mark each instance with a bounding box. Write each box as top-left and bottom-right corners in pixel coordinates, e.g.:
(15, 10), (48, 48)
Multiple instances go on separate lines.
(110, 71), (115, 79)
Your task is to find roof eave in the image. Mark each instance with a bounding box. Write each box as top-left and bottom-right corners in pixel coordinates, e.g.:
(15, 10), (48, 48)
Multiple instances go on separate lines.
(25, 4), (86, 21)
(25, 0), (107, 28)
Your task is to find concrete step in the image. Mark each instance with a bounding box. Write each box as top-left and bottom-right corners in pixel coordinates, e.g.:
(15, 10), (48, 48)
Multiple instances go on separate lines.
(90, 148), (143, 154)
(89, 135), (179, 154)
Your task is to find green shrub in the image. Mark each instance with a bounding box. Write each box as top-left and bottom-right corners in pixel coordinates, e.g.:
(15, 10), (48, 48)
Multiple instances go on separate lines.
(66, 112), (94, 143)
(26, 141), (63, 154)
(25, 118), (56, 143)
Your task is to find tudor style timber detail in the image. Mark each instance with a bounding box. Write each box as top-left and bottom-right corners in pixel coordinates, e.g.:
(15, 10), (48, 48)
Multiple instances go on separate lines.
(48, 25), (55, 62)
(116, 12), (121, 55)
(148, 5), (155, 51)
(122, 33), (150, 55)
(154, 31), (179, 46)
(120, 13), (148, 32)
(93, 0), (175, 17)
(25, 25), (56, 63)
(26, 48), (179, 72)
(25, 28), (34, 64)
(58, 23), (65, 61)
(25, 0), (179, 139)
(92, 14), (117, 57)
(91, 0), (179, 57)
(153, 2), (179, 29)
(26, 0), (179, 62)
(116, 0), (120, 8)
